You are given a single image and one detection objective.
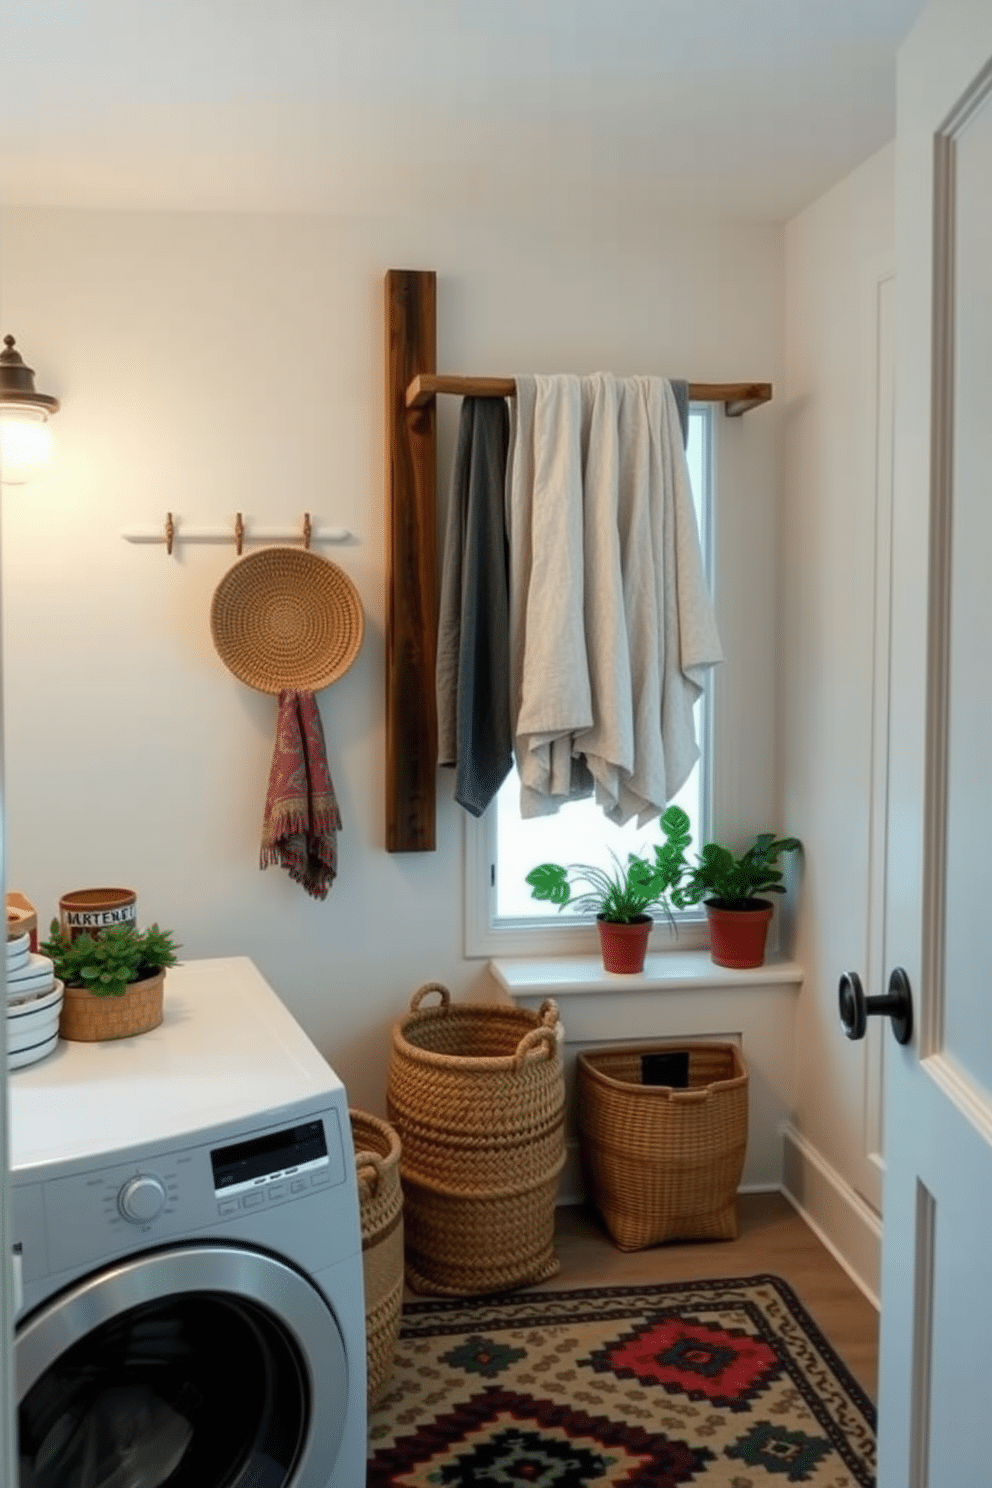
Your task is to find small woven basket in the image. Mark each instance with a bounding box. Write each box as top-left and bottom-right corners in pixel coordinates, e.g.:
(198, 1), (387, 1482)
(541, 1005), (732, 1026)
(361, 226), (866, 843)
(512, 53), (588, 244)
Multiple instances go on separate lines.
(351, 1110), (404, 1406)
(387, 983), (565, 1296)
(58, 971), (165, 1042)
(577, 1041), (748, 1251)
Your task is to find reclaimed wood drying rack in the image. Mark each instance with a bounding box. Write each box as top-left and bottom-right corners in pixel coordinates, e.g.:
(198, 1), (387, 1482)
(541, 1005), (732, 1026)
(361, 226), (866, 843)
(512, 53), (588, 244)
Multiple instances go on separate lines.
(384, 268), (773, 853)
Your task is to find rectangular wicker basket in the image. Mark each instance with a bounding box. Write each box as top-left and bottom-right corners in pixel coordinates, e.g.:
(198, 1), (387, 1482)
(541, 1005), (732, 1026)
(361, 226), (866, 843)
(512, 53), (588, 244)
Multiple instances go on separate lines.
(576, 1041), (748, 1251)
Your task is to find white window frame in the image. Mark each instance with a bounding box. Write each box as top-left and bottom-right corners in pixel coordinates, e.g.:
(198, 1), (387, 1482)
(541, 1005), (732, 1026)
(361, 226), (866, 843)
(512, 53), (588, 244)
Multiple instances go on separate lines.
(463, 404), (715, 959)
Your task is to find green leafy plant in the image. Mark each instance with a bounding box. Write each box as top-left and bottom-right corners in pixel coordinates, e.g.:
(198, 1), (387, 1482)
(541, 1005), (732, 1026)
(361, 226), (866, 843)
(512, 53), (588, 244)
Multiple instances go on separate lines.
(526, 805), (690, 925)
(655, 815), (801, 910)
(41, 921), (181, 998)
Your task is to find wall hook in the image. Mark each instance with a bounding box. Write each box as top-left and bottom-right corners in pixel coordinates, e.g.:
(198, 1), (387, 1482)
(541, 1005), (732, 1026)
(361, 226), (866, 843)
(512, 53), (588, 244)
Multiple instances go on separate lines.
(165, 512), (175, 557)
(234, 512), (245, 556)
(303, 512), (312, 550)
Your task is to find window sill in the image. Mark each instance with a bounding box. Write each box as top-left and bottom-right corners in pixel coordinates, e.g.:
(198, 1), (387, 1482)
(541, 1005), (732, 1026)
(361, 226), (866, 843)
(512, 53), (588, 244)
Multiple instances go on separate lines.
(489, 951), (804, 997)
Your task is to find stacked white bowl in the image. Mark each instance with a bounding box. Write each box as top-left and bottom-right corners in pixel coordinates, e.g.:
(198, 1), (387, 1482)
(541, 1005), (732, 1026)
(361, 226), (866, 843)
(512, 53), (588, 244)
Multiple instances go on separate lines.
(6, 932), (62, 1070)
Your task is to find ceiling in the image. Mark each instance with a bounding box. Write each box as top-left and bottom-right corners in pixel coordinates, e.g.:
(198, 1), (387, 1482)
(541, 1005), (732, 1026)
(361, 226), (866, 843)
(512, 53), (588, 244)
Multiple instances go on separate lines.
(0, 0), (926, 222)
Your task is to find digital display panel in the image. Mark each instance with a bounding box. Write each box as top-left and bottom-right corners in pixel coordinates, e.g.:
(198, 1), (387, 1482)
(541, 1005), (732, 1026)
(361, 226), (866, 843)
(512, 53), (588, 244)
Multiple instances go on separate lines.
(211, 1120), (327, 1192)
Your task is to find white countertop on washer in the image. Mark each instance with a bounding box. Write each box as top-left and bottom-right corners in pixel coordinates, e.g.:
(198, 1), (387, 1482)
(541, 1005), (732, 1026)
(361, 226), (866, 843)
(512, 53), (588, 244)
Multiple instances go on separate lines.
(9, 957), (343, 1173)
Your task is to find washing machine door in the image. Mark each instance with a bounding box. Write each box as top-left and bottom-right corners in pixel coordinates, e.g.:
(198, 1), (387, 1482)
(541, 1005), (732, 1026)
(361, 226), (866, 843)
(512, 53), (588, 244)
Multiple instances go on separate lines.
(15, 1244), (348, 1488)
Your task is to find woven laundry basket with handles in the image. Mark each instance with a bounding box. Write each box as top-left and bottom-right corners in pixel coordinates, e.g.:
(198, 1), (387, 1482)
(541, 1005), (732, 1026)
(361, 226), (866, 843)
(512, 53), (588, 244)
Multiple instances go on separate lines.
(351, 1110), (404, 1406)
(576, 1041), (748, 1251)
(387, 983), (565, 1297)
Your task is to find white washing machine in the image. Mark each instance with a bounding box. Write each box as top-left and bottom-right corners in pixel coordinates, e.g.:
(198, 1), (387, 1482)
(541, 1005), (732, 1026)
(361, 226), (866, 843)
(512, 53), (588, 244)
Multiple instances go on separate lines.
(9, 956), (367, 1488)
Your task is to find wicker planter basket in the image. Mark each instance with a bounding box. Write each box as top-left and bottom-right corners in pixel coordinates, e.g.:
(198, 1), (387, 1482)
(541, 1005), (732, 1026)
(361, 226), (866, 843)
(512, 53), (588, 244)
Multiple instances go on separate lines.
(351, 1110), (404, 1406)
(576, 1041), (748, 1251)
(58, 971), (165, 1042)
(387, 983), (565, 1296)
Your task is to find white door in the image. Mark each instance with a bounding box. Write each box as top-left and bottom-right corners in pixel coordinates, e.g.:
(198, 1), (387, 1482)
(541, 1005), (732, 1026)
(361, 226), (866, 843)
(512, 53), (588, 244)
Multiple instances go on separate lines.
(878, 3), (992, 1484)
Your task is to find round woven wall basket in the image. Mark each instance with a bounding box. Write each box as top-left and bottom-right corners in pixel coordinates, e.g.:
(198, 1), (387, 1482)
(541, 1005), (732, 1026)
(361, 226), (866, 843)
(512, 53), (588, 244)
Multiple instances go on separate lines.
(210, 546), (364, 694)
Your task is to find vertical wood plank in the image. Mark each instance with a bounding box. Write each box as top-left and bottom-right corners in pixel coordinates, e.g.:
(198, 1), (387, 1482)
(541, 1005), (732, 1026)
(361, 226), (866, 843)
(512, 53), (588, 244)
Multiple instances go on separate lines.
(385, 270), (437, 851)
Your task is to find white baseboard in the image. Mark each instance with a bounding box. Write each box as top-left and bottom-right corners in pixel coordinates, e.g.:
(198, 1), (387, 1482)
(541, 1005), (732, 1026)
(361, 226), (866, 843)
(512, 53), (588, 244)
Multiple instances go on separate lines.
(781, 1122), (881, 1309)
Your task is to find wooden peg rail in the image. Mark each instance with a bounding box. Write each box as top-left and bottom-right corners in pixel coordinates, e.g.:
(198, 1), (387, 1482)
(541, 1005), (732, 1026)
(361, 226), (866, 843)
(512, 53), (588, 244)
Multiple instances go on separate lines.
(384, 267), (773, 853)
(122, 513), (351, 556)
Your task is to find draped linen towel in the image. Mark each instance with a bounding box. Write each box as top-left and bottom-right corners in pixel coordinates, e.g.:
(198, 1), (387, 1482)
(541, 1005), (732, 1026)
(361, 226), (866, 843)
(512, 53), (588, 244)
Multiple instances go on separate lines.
(507, 374), (592, 815)
(260, 689), (341, 899)
(436, 397), (513, 815)
(507, 373), (722, 826)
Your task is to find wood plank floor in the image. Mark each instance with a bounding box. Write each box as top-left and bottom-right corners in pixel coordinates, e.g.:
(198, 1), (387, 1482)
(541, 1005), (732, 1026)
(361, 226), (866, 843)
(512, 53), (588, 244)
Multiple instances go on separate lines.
(537, 1193), (879, 1401)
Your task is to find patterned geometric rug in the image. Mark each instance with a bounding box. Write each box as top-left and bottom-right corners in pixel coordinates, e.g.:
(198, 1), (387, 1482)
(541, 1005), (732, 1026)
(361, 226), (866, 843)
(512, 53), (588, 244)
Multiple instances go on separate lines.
(367, 1274), (876, 1486)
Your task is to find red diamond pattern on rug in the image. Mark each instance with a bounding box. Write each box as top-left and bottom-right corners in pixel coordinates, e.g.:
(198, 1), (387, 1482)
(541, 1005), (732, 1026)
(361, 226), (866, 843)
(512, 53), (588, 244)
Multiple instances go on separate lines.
(587, 1314), (780, 1409)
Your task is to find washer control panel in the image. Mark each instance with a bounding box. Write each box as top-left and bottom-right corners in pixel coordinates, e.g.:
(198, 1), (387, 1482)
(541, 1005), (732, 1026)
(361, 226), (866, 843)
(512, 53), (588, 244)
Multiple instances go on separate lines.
(31, 1106), (346, 1276)
(118, 1173), (168, 1224)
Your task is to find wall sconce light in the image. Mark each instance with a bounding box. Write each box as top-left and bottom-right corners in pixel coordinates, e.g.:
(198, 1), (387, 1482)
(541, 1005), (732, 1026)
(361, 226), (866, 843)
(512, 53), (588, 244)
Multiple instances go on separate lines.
(0, 335), (60, 485)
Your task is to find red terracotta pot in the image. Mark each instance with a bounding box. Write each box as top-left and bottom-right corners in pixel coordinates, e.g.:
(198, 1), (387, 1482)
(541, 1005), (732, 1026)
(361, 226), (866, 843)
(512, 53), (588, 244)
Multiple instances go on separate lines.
(596, 915), (652, 974)
(705, 899), (774, 969)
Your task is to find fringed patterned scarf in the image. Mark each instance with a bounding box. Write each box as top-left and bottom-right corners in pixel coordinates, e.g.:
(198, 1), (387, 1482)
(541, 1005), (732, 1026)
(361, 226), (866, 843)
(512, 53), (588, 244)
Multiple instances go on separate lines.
(260, 690), (341, 900)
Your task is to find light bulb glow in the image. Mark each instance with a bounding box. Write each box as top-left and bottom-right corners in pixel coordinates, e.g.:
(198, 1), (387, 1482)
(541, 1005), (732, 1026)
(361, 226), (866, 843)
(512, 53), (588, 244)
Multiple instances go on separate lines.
(0, 406), (53, 484)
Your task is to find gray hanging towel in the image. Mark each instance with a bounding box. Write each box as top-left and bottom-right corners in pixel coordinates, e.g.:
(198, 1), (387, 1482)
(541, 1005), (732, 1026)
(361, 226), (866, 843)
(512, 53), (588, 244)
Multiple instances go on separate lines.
(436, 397), (512, 816)
(670, 379), (690, 446)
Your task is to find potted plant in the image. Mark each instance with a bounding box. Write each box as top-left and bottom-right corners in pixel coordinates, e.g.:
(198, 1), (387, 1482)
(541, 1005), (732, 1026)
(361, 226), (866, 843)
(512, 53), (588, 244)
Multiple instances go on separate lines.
(656, 815), (801, 969)
(41, 920), (181, 1042)
(526, 806), (690, 973)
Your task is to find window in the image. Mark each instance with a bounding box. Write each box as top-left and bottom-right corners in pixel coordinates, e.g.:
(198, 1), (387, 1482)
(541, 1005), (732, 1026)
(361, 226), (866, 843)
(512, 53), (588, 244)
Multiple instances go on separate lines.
(465, 406), (714, 957)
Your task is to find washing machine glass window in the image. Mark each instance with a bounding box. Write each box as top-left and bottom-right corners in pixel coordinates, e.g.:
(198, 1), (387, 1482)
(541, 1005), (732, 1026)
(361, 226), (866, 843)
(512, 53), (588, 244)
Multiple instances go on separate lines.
(16, 1246), (350, 1488)
(20, 1292), (304, 1487)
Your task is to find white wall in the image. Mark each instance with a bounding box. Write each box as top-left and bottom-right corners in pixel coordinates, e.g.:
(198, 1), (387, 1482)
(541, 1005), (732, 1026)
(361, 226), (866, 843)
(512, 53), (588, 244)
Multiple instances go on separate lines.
(781, 142), (896, 1300)
(0, 205), (783, 1117)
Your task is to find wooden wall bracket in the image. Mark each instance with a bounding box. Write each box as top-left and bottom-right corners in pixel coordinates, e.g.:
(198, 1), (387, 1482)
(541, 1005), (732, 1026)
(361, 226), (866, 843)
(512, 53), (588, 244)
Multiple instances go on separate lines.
(385, 270), (438, 852)
(405, 372), (772, 418)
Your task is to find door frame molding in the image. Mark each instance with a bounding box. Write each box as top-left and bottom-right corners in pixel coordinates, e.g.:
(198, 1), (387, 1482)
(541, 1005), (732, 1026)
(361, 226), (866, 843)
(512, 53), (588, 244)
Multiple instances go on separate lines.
(923, 58), (992, 1058)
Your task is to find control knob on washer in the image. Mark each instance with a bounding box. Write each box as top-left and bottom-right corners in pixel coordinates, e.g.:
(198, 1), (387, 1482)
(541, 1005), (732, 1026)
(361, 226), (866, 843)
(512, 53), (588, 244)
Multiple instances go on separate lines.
(118, 1174), (167, 1223)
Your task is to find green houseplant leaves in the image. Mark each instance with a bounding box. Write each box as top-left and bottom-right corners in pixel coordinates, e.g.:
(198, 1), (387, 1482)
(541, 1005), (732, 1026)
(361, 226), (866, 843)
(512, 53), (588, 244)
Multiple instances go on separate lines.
(41, 921), (181, 998)
(527, 803), (800, 922)
(655, 821), (801, 910)
(526, 804), (691, 925)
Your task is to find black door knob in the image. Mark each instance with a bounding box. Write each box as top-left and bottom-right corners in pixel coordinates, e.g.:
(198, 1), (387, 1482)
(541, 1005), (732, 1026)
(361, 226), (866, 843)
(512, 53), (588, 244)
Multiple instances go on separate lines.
(838, 968), (913, 1045)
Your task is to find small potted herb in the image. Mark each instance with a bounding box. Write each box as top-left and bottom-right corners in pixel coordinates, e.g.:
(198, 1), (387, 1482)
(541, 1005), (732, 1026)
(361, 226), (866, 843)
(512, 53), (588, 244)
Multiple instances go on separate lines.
(655, 816), (801, 968)
(526, 806), (690, 973)
(41, 920), (181, 1041)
